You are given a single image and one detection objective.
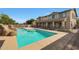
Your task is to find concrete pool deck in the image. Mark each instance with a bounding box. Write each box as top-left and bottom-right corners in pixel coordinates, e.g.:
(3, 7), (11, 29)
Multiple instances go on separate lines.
(0, 29), (68, 50)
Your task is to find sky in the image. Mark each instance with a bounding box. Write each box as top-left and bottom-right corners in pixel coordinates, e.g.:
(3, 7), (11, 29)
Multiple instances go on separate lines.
(0, 8), (79, 23)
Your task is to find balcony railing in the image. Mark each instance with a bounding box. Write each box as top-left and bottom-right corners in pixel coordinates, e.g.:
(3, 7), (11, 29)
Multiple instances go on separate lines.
(36, 17), (67, 22)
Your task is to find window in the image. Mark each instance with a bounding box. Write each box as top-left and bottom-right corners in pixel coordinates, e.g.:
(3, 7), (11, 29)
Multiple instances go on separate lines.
(59, 14), (62, 18)
(52, 15), (55, 19)
(48, 16), (52, 20)
(62, 13), (66, 17)
(54, 14), (59, 19)
(57, 14), (59, 18)
(54, 15), (56, 19)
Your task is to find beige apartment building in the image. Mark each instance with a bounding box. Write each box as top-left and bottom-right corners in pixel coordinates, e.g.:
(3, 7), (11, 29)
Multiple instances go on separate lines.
(36, 9), (77, 31)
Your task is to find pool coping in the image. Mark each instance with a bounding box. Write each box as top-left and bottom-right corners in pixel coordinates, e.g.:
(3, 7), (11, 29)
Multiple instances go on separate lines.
(1, 28), (68, 50)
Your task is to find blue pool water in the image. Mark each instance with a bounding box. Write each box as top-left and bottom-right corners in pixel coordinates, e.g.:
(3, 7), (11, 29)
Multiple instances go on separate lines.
(16, 28), (56, 48)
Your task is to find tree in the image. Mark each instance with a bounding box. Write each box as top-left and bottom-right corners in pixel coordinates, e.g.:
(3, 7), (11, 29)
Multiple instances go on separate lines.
(9, 18), (16, 24)
(32, 20), (36, 26)
(16, 22), (20, 25)
(26, 19), (35, 25)
(0, 14), (16, 25)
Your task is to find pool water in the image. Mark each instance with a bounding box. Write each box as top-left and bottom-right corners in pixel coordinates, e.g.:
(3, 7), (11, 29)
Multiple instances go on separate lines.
(17, 28), (56, 48)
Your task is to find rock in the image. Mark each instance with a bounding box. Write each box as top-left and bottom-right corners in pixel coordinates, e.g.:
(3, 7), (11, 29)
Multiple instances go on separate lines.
(7, 31), (16, 36)
(0, 24), (5, 36)
(0, 24), (16, 36)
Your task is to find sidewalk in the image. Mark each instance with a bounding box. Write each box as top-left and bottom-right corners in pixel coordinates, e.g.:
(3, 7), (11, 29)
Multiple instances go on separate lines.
(42, 29), (79, 50)
(64, 29), (79, 50)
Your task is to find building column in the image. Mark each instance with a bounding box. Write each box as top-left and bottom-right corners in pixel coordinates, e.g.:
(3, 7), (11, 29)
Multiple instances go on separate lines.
(46, 22), (48, 29)
(41, 23), (43, 28)
(44, 22), (45, 28)
(62, 21), (65, 29)
(52, 21), (54, 28)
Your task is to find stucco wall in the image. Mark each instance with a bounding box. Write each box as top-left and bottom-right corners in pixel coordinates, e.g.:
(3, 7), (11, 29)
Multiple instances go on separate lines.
(70, 10), (77, 29)
(65, 10), (77, 29)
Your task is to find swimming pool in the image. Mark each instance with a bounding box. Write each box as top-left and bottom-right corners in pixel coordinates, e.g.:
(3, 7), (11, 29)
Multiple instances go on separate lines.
(16, 28), (56, 48)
